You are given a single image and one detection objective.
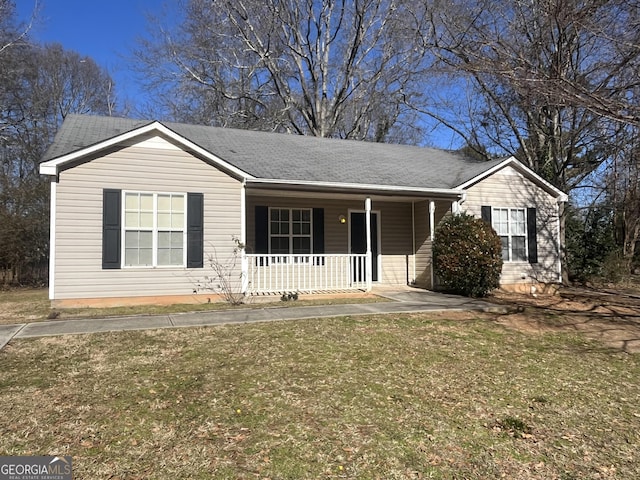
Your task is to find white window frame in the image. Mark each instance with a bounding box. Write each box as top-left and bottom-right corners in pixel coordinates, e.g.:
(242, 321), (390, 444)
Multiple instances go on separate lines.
(268, 207), (313, 259)
(122, 191), (187, 268)
(492, 207), (528, 262)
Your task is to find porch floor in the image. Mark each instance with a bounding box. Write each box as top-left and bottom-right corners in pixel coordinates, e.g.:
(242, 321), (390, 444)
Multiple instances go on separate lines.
(246, 285), (465, 305)
(248, 288), (369, 303)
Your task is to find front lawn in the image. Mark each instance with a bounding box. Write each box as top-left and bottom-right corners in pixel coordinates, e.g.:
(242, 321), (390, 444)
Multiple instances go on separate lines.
(0, 288), (52, 324)
(1, 313), (638, 479)
(0, 288), (385, 325)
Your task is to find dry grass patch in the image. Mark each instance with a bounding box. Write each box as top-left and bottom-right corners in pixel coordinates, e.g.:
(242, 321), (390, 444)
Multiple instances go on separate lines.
(0, 288), (51, 323)
(1, 313), (639, 479)
(0, 288), (386, 325)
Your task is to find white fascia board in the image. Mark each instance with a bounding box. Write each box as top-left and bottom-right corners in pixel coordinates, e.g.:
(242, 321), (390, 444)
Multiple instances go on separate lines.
(39, 121), (253, 180)
(456, 156), (569, 202)
(246, 177), (464, 198)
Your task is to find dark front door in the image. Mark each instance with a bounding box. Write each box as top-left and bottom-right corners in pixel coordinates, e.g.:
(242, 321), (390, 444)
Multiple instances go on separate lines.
(350, 212), (379, 282)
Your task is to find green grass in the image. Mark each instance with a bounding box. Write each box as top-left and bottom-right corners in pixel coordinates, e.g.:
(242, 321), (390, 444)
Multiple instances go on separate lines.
(1, 313), (638, 479)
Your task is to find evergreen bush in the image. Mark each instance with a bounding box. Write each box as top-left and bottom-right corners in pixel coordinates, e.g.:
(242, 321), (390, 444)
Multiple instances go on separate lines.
(433, 213), (503, 297)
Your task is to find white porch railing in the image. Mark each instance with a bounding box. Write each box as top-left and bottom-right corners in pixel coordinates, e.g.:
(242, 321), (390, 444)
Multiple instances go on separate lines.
(245, 254), (368, 294)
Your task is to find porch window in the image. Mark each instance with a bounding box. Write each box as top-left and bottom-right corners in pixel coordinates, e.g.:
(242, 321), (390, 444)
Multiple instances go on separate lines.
(492, 207), (527, 262)
(124, 192), (186, 267)
(269, 208), (312, 255)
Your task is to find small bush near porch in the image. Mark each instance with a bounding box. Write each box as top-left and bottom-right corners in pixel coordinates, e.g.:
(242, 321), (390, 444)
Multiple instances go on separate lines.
(1, 313), (638, 479)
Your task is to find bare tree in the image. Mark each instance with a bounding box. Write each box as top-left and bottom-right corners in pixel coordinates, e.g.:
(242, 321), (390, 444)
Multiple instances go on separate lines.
(607, 124), (640, 271)
(423, 0), (635, 190)
(418, 0), (640, 282)
(0, 33), (118, 284)
(135, 0), (433, 143)
(0, 0), (38, 55)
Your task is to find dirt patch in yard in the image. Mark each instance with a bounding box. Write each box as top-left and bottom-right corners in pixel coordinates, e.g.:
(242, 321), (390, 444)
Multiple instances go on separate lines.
(488, 285), (640, 353)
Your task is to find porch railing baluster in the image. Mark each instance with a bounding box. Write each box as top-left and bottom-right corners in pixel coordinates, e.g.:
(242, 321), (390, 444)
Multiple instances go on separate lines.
(246, 254), (367, 295)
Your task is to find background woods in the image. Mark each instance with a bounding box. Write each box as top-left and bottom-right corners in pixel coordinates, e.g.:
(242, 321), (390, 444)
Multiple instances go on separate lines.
(1, 1), (117, 284)
(2, 0), (639, 286)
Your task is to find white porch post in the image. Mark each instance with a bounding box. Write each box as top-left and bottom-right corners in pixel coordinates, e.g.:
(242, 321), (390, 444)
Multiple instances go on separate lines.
(240, 180), (249, 294)
(365, 197), (372, 292)
(451, 199), (460, 215)
(429, 200), (436, 290)
(429, 200), (436, 242)
(411, 201), (416, 284)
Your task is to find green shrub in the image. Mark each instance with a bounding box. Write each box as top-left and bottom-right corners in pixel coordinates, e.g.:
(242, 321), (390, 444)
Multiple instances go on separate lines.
(433, 213), (503, 297)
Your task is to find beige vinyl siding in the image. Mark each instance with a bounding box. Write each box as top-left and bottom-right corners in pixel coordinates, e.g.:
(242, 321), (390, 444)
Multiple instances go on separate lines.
(53, 134), (242, 300)
(246, 195), (415, 285)
(462, 165), (561, 284)
(413, 200), (451, 289)
(378, 203), (413, 285)
(413, 201), (430, 288)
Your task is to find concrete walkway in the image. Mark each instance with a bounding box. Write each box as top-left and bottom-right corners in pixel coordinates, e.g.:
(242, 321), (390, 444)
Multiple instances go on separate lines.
(0, 287), (505, 351)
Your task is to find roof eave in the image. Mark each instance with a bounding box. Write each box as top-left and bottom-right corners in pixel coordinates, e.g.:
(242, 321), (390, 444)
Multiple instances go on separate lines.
(39, 121), (254, 180)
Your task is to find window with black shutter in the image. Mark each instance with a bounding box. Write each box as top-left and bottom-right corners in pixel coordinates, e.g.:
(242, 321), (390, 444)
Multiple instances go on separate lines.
(486, 205), (537, 263)
(102, 189), (203, 269)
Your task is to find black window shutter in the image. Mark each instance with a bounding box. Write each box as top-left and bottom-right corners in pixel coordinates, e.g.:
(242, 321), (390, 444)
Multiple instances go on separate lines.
(312, 208), (324, 254)
(255, 206), (269, 254)
(527, 207), (538, 264)
(186, 193), (204, 268)
(102, 189), (121, 269)
(481, 205), (492, 224)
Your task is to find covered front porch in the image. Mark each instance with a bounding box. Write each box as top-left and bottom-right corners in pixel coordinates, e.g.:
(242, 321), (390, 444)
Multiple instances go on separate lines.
(238, 182), (462, 295)
(245, 253), (369, 294)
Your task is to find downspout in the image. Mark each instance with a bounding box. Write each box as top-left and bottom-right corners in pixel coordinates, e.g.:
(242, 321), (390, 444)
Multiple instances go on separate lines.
(365, 197), (372, 292)
(49, 178), (57, 301)
(451, 192), (466, 215)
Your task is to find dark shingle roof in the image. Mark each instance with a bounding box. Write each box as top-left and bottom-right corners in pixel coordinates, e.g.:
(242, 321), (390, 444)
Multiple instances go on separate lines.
(43, 114), (504, 189)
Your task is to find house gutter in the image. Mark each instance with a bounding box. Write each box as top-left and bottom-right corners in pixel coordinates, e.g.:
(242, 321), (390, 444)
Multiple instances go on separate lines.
(245, 178), (464, 199)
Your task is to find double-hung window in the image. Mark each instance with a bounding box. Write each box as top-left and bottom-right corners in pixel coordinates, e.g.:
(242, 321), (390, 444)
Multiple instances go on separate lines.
(269, 208), (312, 256)
(493, 207), (527, 262)
(124, 192), (186, 267)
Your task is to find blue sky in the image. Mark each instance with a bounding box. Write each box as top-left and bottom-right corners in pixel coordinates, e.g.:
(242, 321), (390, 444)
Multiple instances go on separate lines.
(16, 0), (162, 108)
(14, 0), (460, 148)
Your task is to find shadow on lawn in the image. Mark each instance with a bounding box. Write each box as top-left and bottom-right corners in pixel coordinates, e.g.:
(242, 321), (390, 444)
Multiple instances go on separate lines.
(489, 286), (640, 354)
